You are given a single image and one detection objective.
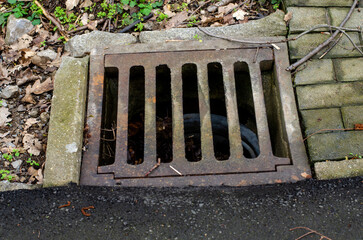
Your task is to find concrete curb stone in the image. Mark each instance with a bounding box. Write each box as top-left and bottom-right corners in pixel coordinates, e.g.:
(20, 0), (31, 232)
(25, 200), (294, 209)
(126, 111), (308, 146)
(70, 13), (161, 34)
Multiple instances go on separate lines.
(315, 159), (363, 180)
(341, 106), (363, 128)
(289, 32), (362, 59)
(43, 56), (89, 187)
(285, 0), (354, 7)
(296, 82), (363, 109)
(307, 131), (363, 161)
(334, 58), (363, 82)
(294, 59), (335, 85)
(287, 7), (328, 33)
(329, 8), (363, 30)
(0, 181), (41, 192)
(301, 108), (343, 135)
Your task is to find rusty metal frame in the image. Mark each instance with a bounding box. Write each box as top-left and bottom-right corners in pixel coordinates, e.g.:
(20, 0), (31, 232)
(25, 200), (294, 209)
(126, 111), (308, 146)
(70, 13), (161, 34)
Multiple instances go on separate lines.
(80, 39), (310, 186)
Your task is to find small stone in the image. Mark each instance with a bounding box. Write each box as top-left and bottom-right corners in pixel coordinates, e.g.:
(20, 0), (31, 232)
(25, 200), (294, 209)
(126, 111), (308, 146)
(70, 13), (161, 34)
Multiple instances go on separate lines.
(0, 85), (19, 99)
(29, 108), (39, 117)
(89, 14), (95, 20)
(200, 10), (206, 15)
(5, 15), (34, 45)
(17, 105), (26, 112)
(11, 160), (22, 169)
(40, 112), (50, 124)
(37, 49), (58, 61)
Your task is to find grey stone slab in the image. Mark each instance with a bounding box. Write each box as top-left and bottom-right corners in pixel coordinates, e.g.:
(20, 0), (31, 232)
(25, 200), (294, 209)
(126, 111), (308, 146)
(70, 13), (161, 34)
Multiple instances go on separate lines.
(341, 106), (363, 128)
(294, 59), (335, 85)
(289, 32), (361, 59)
(140, 10), (286, 43)
(315, 158), (363, 180)
(296, 82), (363, 109)
(329, 8), (362, 29)
(5, 15), (34, 45)
(288, 7), (329, 33)
(301, 108), (343, 135)
(0, 181), (41, 192)
(65, 31), (137, 57)
(334, 58), (363, 82)
(307, 131), (363, 161)
(43, 56), (89, 187)
(285, 0), (354, 7)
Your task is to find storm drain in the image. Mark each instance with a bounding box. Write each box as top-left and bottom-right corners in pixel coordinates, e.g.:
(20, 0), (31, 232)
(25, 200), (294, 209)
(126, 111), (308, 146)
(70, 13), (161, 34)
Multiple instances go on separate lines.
(81, 39), (310, 186)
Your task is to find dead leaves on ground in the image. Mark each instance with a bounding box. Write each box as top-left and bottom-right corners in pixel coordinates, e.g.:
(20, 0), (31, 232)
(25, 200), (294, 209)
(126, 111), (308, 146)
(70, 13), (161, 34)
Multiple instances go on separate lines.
(22, 78), (54, 104)
(0, 107), (12, 127)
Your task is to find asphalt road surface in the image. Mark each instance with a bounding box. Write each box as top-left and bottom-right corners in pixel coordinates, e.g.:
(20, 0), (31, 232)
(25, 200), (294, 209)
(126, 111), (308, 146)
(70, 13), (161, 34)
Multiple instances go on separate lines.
(0, 177), (362, 239)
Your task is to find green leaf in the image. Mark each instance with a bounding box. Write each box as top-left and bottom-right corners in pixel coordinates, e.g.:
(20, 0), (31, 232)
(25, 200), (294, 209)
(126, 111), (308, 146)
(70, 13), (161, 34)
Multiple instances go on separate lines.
(140, 8), (151, 16)
(8, 0), (17, 4)
(14, 12), (22, 18)
(130, 1), (137, 7)
(155, 1), (163, 7)
(121, 0), (129, 4)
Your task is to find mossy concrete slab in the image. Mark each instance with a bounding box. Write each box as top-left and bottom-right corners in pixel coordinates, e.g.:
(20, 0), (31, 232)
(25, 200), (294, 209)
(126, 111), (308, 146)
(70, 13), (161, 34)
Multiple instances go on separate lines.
(286, 0), (354, 7)
(65, 31), (137, 57)
(294, 59), (335, 85)
(288, 7), (328, 33)
(0, 181), (41, 192)
(334, 58), (363, 82)
(140, 10), (286, 43)
(307, 131), (363, 161)
(329, 8), (363, 30)
(296, 82), (363, 109)
(301, 108), (343, 135)
(289, 33), (361, 59)
(341, 106), (363, 128)
(315, 159), (363, 180)
(43, 56), (89, 187)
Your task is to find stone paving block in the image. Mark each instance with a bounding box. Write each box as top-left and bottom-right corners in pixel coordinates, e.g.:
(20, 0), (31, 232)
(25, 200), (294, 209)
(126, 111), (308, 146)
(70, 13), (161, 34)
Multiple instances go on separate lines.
(294, 59), (335, 85)
(341, 106), (363, 128)
(334, 58), (363, 82)
(329, 8), (362, 29)
(296, 82), (363, 109)
(286, 0), (353, 7)
(307, 131), (363, 161)
(301, 108), (343, 135)
(0, 181), (41, 192)
(288, 7), (329, 33)
(289, 33), (361, 59)
(140, 10), (286, 43)
(315, 158), (363, 180)
(44, 56), (89, 187)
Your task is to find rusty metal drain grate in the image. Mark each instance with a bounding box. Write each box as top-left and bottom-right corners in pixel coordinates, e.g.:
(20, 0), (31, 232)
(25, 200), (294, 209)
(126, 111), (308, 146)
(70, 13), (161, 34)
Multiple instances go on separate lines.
(81, 39), (310, 186)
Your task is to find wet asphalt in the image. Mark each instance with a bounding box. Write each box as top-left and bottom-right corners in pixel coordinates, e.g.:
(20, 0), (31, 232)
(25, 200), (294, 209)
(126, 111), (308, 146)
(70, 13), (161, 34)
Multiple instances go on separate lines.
(0, 177), (362, 240)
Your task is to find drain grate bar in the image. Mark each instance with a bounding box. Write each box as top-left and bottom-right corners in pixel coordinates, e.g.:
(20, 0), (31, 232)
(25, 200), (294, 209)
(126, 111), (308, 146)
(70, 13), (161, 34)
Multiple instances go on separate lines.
(81, 39), (311, 186)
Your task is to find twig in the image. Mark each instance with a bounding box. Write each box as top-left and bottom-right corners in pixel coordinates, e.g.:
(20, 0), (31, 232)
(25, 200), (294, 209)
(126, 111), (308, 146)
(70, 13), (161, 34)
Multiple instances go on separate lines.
(290, 227), (332, 240)
(189, 0), (212, 18)
(226, 0), (249, 15)
(303, 127), (355, 142)
(68, 19), (107, 34)
(117, 13), (153, 33)
(34, 0), (69, 41)
(144, 158), (161, 177)
(319, 32), (343, 59)
(170, 166), (183, 175)
(286, 0), (359, 71)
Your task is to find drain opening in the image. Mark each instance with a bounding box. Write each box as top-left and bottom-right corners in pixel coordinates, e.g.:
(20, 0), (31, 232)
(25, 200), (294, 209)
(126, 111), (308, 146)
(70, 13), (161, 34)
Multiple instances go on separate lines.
(182, 64), (202, 162)
(234, 62), (260, 158)
(208, 62), (230, 160)
(127, 66), (145, 165)
(156, 65), (173, 163)
(99, 67), (118, 166)
(260, 60), (289, 158)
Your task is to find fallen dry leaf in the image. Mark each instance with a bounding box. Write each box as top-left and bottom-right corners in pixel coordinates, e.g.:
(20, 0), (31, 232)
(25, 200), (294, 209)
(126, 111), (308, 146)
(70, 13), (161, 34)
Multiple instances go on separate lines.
(21, 85), (36, 104)
(0, 131), (10, 138)
(0, 37), (4, 51)
(163, 5), (176, 18)
(24, 118), (39, 131)
(355, 124), (363, 130)
(16, 68), (41, 86)
(81, 13), (89, 26)
(165, 11), (188, 29)
(80, 0), (93, 8)
(233, 9), (248, 20)
(0, 107), (12, 127)
(218, 3), (237, 15)
(10, 34), (33, 51)
(0, 64), (10, 81)
(31, 55), (51, 69)
(284, 12), (293, 23)
(31, 78), (53, 94)
(23, 134), (42, 156)
(66, 0), (80, 11)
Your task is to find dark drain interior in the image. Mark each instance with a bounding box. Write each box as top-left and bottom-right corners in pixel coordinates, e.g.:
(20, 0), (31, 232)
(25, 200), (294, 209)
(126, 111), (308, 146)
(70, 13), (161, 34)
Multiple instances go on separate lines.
(98, 61), (272, 167)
